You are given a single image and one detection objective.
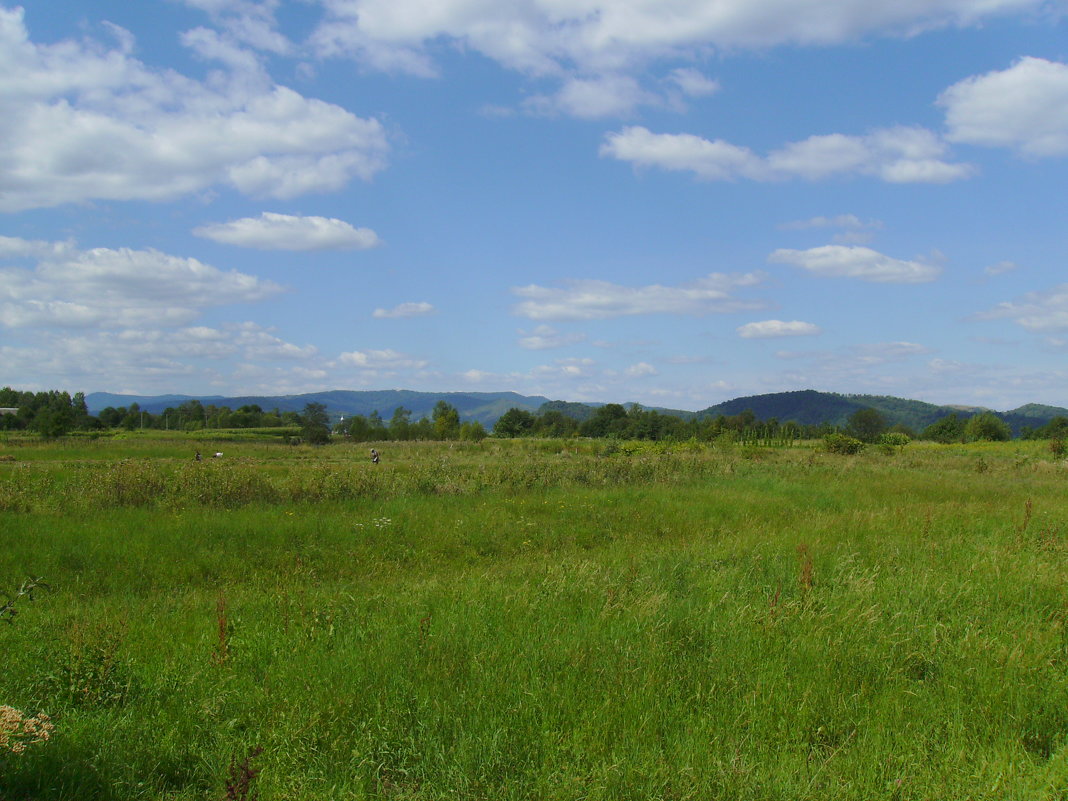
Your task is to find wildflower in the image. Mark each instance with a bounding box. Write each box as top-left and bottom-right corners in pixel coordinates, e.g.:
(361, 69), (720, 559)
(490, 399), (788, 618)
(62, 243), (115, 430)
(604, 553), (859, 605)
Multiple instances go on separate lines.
(0, 705), (54, 754)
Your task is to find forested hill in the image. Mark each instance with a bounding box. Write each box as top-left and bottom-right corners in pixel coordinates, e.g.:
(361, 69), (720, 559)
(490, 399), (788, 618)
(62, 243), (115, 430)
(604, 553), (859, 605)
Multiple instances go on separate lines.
(694, 390), (958, 431)
(82, 387), (1068, 433)
(692, 390), (1064, 434)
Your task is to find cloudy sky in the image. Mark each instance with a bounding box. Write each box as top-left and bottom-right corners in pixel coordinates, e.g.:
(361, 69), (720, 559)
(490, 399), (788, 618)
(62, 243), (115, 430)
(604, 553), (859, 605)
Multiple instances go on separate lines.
(2, 0), (1067, 411)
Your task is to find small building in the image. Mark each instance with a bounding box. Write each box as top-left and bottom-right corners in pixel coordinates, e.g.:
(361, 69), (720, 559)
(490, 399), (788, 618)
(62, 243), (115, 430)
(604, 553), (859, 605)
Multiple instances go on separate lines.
(0, 408), (18, 416)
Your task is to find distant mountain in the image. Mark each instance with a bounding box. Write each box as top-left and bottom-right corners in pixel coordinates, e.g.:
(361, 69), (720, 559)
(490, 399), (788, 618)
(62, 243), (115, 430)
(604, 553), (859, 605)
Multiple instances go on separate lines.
(694, 390), (1068, 434)
(86, 389), (550, 428)
(1000, 404), (1068, 435)
(537, 400), (696, 422)
(84, 393), (225, 412)
(82, 388), (1068, 432)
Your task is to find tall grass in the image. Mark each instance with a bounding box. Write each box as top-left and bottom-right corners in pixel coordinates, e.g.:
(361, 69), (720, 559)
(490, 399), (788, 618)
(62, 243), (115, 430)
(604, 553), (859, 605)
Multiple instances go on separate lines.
(2, 438), (1067, 799)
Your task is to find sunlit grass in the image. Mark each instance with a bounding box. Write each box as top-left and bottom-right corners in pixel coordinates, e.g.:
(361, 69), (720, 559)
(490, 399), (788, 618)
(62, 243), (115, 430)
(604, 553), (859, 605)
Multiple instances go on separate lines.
(2, 436), (1067, 798)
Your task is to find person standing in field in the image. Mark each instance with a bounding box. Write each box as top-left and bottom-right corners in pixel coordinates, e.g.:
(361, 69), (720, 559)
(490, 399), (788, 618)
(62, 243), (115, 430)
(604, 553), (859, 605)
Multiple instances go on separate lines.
(370, 448), (380, 464)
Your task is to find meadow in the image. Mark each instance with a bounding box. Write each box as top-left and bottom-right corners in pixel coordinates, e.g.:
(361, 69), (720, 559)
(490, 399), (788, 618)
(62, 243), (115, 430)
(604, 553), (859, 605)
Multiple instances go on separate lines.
(2, 433), (1067, 800)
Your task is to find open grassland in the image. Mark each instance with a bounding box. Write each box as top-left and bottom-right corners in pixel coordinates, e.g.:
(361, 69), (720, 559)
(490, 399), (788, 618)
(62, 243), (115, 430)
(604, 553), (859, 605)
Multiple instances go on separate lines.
(2, 435), (1068, 799)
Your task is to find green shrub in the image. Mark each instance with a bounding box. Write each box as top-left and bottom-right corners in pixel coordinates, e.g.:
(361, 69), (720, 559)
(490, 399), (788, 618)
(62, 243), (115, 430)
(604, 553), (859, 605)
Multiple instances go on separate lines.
(879, 432), (911, 448)
(822, 433), (864, 455)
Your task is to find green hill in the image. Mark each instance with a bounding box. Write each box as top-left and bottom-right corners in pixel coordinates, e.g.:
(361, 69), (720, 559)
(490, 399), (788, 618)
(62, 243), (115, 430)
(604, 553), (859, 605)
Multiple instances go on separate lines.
(83, 388), (1068, 433)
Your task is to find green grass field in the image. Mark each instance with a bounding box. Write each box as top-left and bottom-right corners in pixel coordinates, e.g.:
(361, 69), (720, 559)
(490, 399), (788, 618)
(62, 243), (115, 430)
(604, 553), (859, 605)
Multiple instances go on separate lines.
(2, 434), (1067, 799)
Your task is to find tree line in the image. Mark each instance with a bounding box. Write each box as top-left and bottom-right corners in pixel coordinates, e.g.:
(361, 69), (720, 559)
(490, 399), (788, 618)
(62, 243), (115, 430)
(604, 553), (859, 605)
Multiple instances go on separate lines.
(490, 403), (1060, 445)
(0, 388), (486, 443)
(3, 387), (1066, 445)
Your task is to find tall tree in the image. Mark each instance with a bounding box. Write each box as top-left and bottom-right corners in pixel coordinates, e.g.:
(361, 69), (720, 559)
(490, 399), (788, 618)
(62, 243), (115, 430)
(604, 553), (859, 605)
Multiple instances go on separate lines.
(493, 408), (535, 438)
(432, 400), (460, 440)
(301, 402), (331, 444)
(389, 406), (412, 440)
(845, 407), (886, 443)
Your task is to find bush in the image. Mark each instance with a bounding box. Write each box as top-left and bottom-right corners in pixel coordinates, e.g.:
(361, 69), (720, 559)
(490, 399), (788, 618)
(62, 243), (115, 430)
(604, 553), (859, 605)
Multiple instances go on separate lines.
(965, 412), (1012, 442)
(823, 433), (865, 455)
(877, 432), (911, 454)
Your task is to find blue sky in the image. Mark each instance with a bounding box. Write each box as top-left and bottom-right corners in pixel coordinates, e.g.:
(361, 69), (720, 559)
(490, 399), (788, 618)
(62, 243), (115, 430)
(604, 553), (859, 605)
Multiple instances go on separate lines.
(2, 0), (1067, 411)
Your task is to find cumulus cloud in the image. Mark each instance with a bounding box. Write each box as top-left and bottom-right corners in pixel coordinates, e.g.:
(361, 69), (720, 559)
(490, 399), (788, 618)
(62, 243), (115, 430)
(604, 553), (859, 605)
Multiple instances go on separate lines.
(518, 325), (587, 350)
(512, 272), (765, 321)
(779, 214), (883, 232)
(311, 0), (1051, 77)
(738, 320), (822, 338)
(372, 301), (435, 319)
(667, 68), (720, 98)
(0, 321), (317, 394)
(178, 0), (292, 55)
(0, 7), (389, 212)
(625, 362), (659, 377)
(195, 212), (382, 250)
(337, 348), (428, 369)
(768, 245), (941, 283)
(976, 284), (1068, 331)
(0, 236), (283, 329)
(524, 74), (655, 118)
(532, 357), (597, 378)
(940, 57), (1068, 157)
(601, 125), (973, 183)
(309, 0), (1051, 118)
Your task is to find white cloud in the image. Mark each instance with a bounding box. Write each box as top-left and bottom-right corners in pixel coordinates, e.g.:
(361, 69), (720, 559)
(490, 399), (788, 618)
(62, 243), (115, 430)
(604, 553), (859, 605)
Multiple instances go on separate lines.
(337, 348), (428, 369)
(940, 57), (1068, 157)
(600, 127), (768, 180)
(0, 236), (283, 329)
(524, 74), (655, 118)
(229, 322), (319, 359)
(178, 0), (292, 55)
(460, 369), (498, 383)
(0, 7), (389, 211)
(984, 260), (1019, 277)
(194, 212), (382, 250)
(779, 214), (883, 231)
(518, 325), (586, 350)
(779, 214), (884, 244)
(311, 0), (1051, 79)
(372, 301), (435, 319)
(976, 284), (1068, 331)
(532, 357), (597, 378)
(0, 321), (317, 394)
(768, 245), (941, 283)
(512, 272), (765, 320)
(667, 68), (720, 98)
(625, 362), (659, 377)
(738, 320), (822, 338)
(771, 341), (932, 391)
(602, 125), (973, 183)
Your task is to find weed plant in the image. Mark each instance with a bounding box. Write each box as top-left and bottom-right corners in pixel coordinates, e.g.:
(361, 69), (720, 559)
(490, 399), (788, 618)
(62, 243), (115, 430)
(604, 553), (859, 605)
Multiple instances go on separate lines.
(2, 437), (1068, 799)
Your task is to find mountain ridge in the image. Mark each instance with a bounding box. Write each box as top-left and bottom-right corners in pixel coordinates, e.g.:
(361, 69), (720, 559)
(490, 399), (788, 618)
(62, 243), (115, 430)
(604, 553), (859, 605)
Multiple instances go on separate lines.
(84, 388), (1068, 433)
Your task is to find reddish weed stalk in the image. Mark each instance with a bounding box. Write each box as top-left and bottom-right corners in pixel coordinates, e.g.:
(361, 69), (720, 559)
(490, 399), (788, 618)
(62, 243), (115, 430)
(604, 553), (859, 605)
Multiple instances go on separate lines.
(213, 589), (228, 665)
(1017, 498), (1034, 540)
(224, 745), (264, 801)
(797, 543), (814, 598)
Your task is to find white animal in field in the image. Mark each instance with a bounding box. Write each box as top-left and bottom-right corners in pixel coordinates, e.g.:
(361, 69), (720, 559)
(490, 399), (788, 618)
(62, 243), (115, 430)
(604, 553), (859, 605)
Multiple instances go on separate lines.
(212, 452), (223, 458)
